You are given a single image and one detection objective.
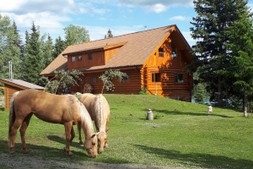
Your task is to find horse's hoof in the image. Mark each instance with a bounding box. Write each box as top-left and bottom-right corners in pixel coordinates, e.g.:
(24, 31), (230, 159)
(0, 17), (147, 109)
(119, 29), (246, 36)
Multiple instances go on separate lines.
(9, 148), (15, 154)
(64, 148), (73, 156)
(66, 151), (73, 156)
(22, 149), (29, 154)
(79, 141), (83, 145)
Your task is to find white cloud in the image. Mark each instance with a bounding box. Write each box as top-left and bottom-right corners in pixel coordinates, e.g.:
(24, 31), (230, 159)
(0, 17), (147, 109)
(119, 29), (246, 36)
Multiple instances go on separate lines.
(117, 0), (193, 9)
(170, 16), (189, 21)
(0, 0), (27, 11)
(150, 4), (167, 13)
(0, 0), (78, 41)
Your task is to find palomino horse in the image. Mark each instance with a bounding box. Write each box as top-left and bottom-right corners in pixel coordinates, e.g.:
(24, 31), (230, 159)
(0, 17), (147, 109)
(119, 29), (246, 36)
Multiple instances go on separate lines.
(76, 93), (110, 154)
(9, 89), (98, 158)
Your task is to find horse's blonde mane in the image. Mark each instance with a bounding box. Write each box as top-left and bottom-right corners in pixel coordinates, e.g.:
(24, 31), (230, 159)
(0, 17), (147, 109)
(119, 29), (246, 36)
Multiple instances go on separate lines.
(78, 100), (95, 137)
(96, 94), (106, 132)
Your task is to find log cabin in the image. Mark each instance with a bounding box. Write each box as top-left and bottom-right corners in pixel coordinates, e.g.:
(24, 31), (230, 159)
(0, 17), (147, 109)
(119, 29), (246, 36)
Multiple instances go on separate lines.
(40, 25), (193, 101)
(0, 79), (44, 109)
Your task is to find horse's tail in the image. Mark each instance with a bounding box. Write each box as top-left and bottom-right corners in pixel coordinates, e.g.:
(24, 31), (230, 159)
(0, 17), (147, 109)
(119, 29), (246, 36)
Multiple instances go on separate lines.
(9, 91), (19, 137)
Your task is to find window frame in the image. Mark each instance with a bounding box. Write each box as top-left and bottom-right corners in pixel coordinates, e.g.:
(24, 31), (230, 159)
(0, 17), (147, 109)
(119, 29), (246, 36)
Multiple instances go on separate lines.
(71, 56), (76, 62)
(88, 53), (93, 60)
(175, 73), (184, 83)
(152, 73), (161, 82)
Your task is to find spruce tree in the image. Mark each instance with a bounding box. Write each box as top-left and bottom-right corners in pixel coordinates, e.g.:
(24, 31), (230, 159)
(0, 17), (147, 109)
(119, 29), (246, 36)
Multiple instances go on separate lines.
(41, 34), (53, 67)
(22, 22), (44, 85)
(53, 36), (66, 58)
(226, 3), (253, 116)
(190, 0), (251, 106)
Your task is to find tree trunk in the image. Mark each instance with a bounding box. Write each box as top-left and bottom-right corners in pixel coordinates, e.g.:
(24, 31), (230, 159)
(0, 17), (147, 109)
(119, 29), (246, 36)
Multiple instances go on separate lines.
(243, 93), (248, 117)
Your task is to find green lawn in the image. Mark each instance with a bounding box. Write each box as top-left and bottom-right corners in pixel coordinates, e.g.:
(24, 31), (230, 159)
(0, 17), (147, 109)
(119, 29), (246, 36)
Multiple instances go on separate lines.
(0, 94), (252, 168)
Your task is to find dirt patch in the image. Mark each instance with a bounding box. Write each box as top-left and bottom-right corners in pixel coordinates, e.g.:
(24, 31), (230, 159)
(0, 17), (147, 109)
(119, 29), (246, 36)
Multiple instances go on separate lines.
(0, 153), (188, 169)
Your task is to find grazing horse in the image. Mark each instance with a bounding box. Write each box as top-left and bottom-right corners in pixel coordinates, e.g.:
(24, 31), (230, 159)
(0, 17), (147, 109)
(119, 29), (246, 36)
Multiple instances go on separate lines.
(9, 89), (98, 158)
(77, 93), (110, 154)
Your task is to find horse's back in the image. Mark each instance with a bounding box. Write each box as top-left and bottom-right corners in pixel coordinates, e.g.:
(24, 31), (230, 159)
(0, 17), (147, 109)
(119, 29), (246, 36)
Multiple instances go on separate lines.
(13, 89), (80, 123)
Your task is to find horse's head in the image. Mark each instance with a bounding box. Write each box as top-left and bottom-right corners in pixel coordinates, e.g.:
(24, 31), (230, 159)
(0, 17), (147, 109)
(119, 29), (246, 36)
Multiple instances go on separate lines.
(84, 134), (98, 158)
(97, 131), (107, 154)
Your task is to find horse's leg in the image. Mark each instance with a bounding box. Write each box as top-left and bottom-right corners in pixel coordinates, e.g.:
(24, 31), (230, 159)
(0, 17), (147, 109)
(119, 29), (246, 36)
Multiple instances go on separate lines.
(20, 114), (33, 153)
(9, 118), (23, 153)
(64, 122), (73, 155)
(70, 126), (75, 143)
(77, 122), (83, 144)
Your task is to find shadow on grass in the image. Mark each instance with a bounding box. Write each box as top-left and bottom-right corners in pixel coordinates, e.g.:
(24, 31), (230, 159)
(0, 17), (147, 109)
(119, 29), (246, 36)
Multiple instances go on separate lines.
(0, 138), (86, 158)
(149, 109), (233, 118)
(1, 138), (130, 164)
(134, 144), (253, 169)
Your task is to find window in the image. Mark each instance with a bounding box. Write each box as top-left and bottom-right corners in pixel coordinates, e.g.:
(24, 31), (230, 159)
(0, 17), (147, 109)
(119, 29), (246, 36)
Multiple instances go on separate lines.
(159, 47), (164, 57)
(171, 46), (177, 59)
(152, 73), (161, 82)
(91, 77), (96, 84)
(78, 55), (82, 61)
(170, 44), (177, 59)
(88, 53), (93, 60)
(175, 74), (184, 83)
(71, 56), (75, 62)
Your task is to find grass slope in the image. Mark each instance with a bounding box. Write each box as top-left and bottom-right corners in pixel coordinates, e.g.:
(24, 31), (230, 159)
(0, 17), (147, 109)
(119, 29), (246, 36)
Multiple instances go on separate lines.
(0, 94), (252, 169)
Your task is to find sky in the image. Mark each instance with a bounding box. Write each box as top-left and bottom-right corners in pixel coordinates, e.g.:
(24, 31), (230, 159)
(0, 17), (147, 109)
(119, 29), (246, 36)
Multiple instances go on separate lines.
(0, 0), (253, 47)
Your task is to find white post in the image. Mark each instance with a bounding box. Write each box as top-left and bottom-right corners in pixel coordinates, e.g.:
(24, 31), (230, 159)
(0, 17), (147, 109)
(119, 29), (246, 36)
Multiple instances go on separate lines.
(8, 61), (13, 79)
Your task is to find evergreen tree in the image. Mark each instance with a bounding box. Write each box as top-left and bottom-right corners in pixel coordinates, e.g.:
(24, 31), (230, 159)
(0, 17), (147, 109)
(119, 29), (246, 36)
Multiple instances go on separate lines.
(105, 29), (113, 39)
(226, 3), (253, 116)
(22, 22), (44, 85)
(41, 34), (53, 67)
(64, 24), (90, 46)
(53, 36), (66, 58)
(0, 15), (22, 79)
(190, 0), (250, 106)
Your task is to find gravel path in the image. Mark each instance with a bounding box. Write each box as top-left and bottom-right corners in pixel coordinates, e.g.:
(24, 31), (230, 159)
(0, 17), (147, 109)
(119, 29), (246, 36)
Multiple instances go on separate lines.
(0, 153), (189, 169)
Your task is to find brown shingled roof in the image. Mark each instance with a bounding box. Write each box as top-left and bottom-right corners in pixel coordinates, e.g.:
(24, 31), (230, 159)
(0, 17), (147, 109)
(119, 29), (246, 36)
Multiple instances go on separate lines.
(0, 79), (44, 90)
(40, 25), (187, 76)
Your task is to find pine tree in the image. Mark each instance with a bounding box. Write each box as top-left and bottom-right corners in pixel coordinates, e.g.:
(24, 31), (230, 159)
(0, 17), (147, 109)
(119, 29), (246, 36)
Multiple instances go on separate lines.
(226, 3), (253, 116)
(53, 36), (66, 58)
(22, 22), (44, 85)
(190, 0), (250, 106)
(105, 29), (113, 39)
(41, 34), (53, 67)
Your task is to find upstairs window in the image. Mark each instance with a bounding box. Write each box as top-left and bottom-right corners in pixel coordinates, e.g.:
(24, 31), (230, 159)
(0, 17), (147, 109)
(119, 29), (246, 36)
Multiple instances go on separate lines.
(175, 74), (184, 83)
(152, 73), (161, 82)
(78, 55), (82, 61)
(88, 53), (93, 60)
(171, 48), (177, 59)
(71, 56), (75, 62)
(159, 47), (164, 57)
